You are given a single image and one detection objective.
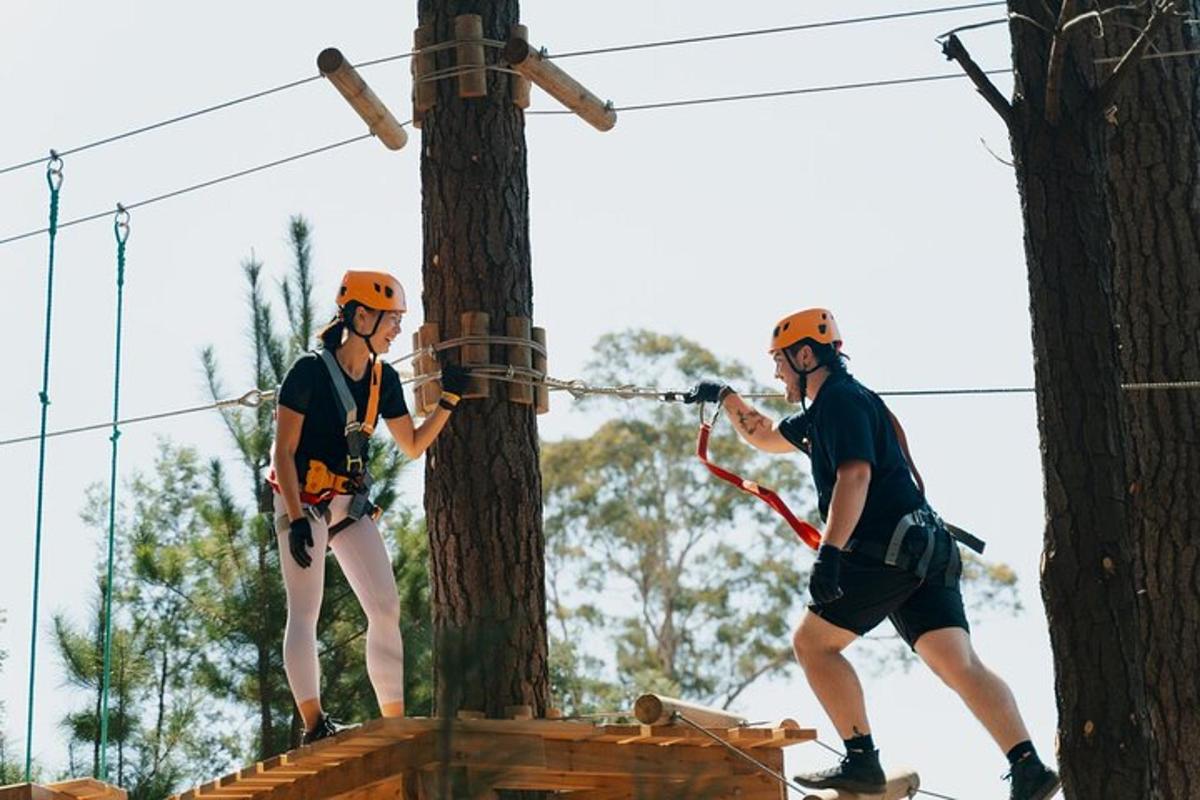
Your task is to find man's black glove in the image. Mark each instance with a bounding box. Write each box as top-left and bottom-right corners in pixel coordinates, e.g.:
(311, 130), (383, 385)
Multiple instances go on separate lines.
(440, 362), (470, 397)
(809, 545), (845, 605)
(289, 517), (315, 569)
(683, 379), (732, 405)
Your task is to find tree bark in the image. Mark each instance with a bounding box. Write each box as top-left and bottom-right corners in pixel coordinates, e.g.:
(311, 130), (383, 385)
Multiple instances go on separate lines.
(1006, 2), (1153, 795)
(1095, 5), (1200, 795)
(417, 0), (549, 723)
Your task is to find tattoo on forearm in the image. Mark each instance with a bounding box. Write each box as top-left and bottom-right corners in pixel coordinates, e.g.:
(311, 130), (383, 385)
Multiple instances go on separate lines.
(735, 408), (769, 437)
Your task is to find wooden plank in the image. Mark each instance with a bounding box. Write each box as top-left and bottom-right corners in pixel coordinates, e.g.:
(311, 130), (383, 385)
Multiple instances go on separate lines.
(45, 780), (127, 800)
(243, 739), (433, 800)
(540, 739), (761, 780)
(0, 786), (74, 800)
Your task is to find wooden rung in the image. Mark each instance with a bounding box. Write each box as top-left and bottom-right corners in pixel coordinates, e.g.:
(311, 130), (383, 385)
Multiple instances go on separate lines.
(460, 312), (491, 399)
(532, 327), (549, 414)
(505, 704), (534, 720)
(457, 710), (487, 720)
(506, 317), (534, 405)
(317, 48), (408, 150)
(510, 24), (531, 108)
(455, 15), (487, 98)
(801, 770), (920, 800)
(413, 24), (436, 126)
(504, 37), (616, 131)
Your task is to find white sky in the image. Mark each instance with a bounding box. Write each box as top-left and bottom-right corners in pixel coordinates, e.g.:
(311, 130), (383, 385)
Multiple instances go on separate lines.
(0, 2), (1055, 798)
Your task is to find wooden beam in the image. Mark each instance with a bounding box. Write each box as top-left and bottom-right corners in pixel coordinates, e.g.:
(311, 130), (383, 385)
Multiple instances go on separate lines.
(634, 694), (748, 728)
(317, 48), (408, 150)
(503, 37), (616, 131)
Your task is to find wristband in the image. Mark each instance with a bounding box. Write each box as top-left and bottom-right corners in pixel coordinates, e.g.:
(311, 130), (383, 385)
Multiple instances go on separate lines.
(439, 395), (459, 412)
(441, 391), (461, 405)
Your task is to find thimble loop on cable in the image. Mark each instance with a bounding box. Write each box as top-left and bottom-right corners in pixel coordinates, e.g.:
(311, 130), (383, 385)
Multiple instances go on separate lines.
(46, 150), (64, 191)
(114, 204), (131, 245)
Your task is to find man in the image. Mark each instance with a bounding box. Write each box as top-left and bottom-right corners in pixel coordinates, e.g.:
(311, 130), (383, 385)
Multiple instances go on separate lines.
(684, 308), (1059, 800)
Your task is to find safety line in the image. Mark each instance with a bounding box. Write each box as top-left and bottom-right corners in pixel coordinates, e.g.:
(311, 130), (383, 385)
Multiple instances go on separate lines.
(25, 154), (63, 781)
(548, 1), (1007, 59)
(97, 206), (131, 781)
(0, 1), (1007, 176)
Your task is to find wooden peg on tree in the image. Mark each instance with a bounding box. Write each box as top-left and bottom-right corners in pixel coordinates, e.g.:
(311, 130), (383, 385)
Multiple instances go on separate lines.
(510, 24), (531, 108)
(460, 312), (491, 399)
(412, 25), (436, 128)
(532, 326), (549, 414)
(412, 323), (441, 416)
(504, 36), (617, 131)
(506, 317), (534, 406)
(317, 48), (408, 150)
(455, 15), (488, 99)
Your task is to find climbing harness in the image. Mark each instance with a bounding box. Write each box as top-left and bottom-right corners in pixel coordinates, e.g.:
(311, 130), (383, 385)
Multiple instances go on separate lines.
(696, 402), (821, 550)
(315, 348), (384, 534)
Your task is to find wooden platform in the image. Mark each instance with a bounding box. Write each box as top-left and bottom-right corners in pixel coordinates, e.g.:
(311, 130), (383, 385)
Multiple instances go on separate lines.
(169, 717), (816, 800)
(0, 778), (126, 800)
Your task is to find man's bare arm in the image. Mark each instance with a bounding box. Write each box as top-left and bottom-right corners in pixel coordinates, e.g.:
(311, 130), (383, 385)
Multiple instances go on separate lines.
(722, 393), (796, 453)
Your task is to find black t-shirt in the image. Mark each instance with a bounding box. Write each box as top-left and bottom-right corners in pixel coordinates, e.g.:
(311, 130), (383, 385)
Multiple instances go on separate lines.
(277, 351), (408, 484)
(777, 372), (922, 545)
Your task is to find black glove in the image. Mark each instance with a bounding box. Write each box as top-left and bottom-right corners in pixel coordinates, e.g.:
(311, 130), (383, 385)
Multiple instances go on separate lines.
(289, 517), (315, 569)
(682, 379), (731, 405)
(809, 545), (845, 605)
(440, 362), (470, 397)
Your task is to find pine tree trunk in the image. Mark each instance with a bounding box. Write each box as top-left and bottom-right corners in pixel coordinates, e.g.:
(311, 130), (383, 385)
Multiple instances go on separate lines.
(417, 0), (549, 722)
(1097, 5), (1200, 795)
(1007, 3), (1152, 794)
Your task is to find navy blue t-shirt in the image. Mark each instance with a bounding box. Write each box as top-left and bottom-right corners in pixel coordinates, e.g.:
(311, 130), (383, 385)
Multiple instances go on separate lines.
(277, 351), (408, 484)
(777, 372), (922, 545)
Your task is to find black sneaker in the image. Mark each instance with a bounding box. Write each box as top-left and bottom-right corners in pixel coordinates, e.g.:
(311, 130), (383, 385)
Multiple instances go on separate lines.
(1006, 756), (1061, 800)
(793, 751), (886, 794)
(302, 714), (353, 745)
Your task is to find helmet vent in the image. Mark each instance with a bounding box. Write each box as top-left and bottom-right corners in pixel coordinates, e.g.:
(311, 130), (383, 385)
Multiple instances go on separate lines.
(818, 324), (827, 335)
(373, 282), (382, 292)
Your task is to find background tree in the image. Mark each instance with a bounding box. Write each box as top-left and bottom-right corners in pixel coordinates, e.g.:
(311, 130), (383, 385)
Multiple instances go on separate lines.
(942, 1), (1194, 794)
(417, 0), (550, 725)
(543, 331), (1019, 714)
(1094, 4), (1200, 795)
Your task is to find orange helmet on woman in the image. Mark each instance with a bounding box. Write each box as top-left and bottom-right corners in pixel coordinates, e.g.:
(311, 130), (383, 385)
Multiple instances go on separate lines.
(337, 270), (407, 312)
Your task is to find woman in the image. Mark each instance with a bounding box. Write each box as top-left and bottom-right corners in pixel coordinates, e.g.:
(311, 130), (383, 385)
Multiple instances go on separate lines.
(269, 269), (467, 744)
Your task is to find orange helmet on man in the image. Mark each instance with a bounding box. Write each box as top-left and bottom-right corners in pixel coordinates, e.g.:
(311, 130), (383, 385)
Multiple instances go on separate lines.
(768, 308), (842, 354)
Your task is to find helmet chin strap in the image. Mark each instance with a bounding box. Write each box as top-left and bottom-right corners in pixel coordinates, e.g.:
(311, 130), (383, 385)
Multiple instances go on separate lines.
(785, 348), (825, 414)
(343, 304), (383, 357)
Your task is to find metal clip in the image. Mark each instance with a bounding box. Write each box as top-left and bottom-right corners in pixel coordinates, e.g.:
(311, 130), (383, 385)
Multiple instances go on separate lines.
(46, 149), (64, 191)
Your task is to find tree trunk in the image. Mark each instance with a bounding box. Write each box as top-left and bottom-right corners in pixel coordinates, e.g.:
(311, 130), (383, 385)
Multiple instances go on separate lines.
(417, 0), (549, 722)
(1096, 5), (1200, 795)
(1006, 3), (1152, 795)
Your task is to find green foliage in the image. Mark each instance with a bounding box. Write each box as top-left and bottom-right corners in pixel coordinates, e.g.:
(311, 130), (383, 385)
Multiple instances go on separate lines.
(544, 331), (812, 713)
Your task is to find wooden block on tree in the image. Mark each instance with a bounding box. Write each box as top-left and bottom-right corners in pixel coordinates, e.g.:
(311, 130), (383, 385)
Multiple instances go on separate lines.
(532, 326), (549, 414)
(510, 24), (531, 108)
(413, 323), (441, 416)
(460, 312), (491, 399)
(505, 317), (534, 405)
(800, 770), (920, 800)
(505, 704), (534, 720)
(454, 15), (487, 98)
(413, 24), (436, 123)
(457, 710), (486, 720)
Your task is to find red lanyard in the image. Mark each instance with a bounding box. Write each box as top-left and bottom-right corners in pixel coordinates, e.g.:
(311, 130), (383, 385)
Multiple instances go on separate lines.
(696, 405), (821, 550)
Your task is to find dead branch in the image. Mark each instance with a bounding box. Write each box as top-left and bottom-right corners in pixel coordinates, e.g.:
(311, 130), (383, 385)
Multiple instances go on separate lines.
(942, 33), (1014, 127)
(1045, 0), (1080, 125)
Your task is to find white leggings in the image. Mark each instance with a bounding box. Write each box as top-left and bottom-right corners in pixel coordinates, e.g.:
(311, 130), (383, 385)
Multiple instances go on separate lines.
(274, 493), (405, 710)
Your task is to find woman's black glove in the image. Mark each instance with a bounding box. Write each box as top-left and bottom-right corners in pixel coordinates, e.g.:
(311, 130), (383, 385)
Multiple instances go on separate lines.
(289, 517), (315, 569)
(809, 545), (845, 605)
(440, 363), (470, 397)
(682, 380), (732, 405)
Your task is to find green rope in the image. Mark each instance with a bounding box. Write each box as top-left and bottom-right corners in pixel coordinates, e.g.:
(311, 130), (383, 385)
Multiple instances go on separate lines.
(25, 152), (63, 781)
(98, 206), (130, 781)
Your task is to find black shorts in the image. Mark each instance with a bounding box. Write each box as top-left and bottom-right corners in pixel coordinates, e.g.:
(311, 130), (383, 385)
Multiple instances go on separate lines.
(809, 529), (969, 648)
